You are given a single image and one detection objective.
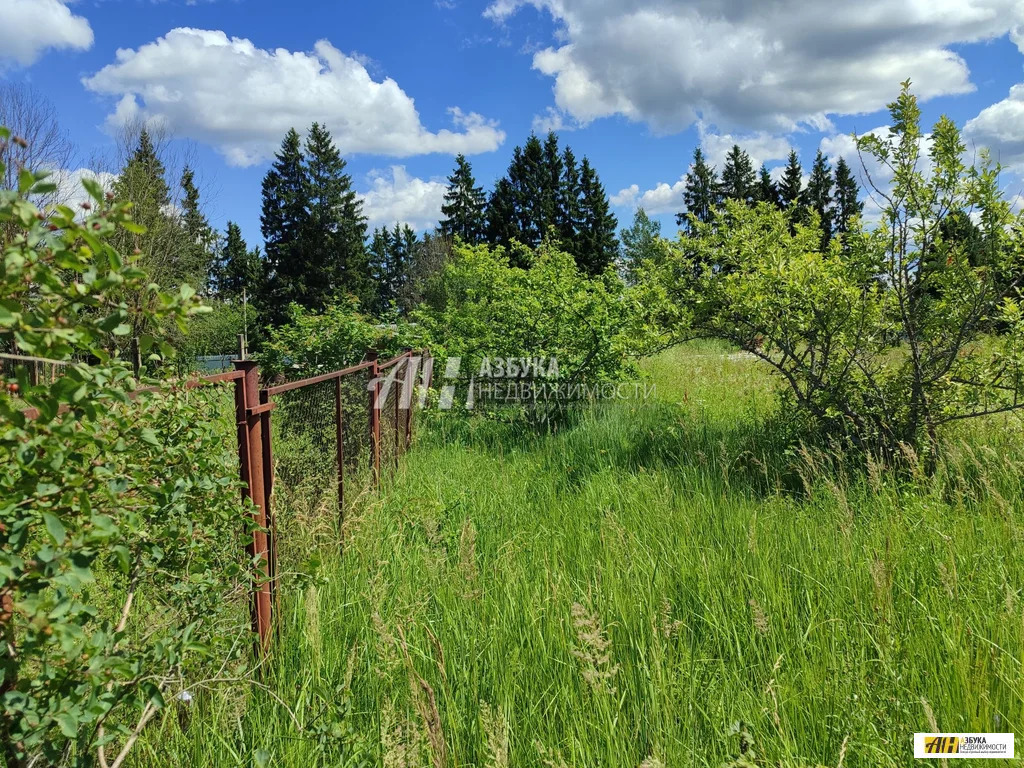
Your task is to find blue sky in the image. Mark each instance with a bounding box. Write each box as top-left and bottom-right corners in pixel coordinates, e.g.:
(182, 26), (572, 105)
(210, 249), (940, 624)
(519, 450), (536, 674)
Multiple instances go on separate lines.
(2, 0), (1023, 248)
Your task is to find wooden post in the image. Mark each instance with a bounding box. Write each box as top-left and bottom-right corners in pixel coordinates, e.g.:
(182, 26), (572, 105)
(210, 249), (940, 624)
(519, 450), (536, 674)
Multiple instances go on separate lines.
(394, 358), (402, 469)
(367, 349), (380, 489)
(237, 333), (247, 361)
(233, 359), (272, 654)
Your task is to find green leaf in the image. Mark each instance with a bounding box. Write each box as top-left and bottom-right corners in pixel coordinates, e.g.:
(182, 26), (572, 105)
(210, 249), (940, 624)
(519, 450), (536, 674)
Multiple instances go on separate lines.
(42, 513), (66, 546)
(55, 711), (78, 738)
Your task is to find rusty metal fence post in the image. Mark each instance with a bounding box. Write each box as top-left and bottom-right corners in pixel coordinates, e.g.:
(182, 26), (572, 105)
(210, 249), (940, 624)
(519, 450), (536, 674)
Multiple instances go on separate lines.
(233, 359), (273, 654)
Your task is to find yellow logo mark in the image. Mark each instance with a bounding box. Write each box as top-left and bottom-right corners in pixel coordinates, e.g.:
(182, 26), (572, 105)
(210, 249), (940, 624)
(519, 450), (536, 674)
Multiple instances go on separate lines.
(925, 736), (961, 754)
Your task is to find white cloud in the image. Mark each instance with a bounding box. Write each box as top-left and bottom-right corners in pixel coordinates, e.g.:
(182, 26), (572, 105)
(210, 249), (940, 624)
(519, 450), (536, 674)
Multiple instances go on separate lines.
(610, 180), (685, 215)
(49, 167), (118, 211)
(964, 84), (1024, 172)
(0, 0), (93, 67)
(486, 0), (1024, 134)
(532, 106), (573, 134)
(359, 166), (447, 231)
(83, 28), (506, 167)
(611, 126), (791, 214)
(698, 124), (791, 171)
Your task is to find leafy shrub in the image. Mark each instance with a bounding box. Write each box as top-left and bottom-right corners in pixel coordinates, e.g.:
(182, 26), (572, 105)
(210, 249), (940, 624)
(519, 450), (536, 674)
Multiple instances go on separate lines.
(258, 300), (425, 380)
(641, 82), (1024, 462)
(0, 133), (252, 767)
(416, 240), (640, 394)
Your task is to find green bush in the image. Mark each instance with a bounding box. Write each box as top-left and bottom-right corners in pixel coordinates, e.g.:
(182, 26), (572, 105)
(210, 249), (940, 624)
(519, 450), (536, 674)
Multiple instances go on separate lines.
(0, 132), (253, 768)
(415, 240), (641, 397)
(258, 300), (425, 381)
(642, 82), (1024, 462)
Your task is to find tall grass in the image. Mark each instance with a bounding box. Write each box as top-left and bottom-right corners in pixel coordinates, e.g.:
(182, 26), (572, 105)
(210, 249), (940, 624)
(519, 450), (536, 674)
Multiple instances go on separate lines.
(131, 343), (1024, 767)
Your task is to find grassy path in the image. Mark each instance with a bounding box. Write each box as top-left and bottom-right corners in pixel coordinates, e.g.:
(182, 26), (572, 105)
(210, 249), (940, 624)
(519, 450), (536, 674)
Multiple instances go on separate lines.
(136, 343), (1024, 767)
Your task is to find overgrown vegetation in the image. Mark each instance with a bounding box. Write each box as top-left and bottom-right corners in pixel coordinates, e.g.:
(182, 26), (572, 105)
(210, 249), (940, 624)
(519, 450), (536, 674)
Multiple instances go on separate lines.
(0, 140), (252, 767)
(129, 343), (1024, 767)
(641, 83), (1024, 461)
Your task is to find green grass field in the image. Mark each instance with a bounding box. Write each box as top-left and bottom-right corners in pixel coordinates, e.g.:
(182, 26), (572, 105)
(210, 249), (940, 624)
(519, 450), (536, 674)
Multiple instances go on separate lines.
(133, 343), (1024, 767)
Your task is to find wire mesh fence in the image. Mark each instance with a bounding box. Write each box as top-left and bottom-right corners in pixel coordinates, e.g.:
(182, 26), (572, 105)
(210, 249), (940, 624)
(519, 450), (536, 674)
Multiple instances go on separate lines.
(14, 348), (430, 655)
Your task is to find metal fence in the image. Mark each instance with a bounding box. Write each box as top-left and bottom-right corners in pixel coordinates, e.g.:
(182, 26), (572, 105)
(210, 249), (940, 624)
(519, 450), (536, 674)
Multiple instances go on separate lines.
(19, 348), (432, 656)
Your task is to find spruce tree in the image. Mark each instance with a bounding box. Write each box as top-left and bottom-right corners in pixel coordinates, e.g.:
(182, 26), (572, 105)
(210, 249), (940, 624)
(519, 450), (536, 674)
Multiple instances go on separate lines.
(540, 132), (563, 235)
(833, 157), (863, 237)
(438, 154), (486, 244)
(368, 226), (395, 312)
(619, 207), (661, 284)
(677, 147), (721, 232)
(303, 122), (369, 308)
(805, 150), (835, 248)
(217, 222), (263, 302)
(179, 166), (215, 293)
(755, 163), (779, 207)
(557, 146), (582, 244)
(720, 144), (756, 204)
(260, 128), (308, 323)
(485, 178), (520, 259)
(778, 150), (803, 209)
(576, 157), (618, 276)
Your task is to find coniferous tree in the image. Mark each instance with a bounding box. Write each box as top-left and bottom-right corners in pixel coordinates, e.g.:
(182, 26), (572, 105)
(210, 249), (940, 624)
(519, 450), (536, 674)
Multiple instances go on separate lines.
(485, 178), (520, 256)
(833, 157), (863, 237)
(216, 222), (263, 302)
(805, 150), (835, 248)
(557, 146), (582, 244)
(260, 128), (308, 324)
(677, 147), (721, 231)
(179, 166), (216, 293)
(540, 132), (564, 234)
(720, 144), (756, 204)
(755, 163), (779, 207)
(439, 154), (486, 244)
(368, 226), (395, 312)
(576, 157), (619, 276)
(303, 122), (369, 307)
(778, 150), (804, 209)
(620, 207), (662, 284)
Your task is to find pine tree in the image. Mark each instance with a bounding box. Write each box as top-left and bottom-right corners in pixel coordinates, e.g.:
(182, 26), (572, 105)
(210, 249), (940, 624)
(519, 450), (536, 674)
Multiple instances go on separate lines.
(576, 157), (619, 276)
(755, 163), (779, 207)
(833, 157), (863, 237)
(260, 128), (308, 323)
(805, 150), (835, 248)
(720, 144), (756, 204)
(778, 150), (803, 209)
(677, 147), (720, 232)
(438, 154), (486, 244)
(619, 207), (661, 284)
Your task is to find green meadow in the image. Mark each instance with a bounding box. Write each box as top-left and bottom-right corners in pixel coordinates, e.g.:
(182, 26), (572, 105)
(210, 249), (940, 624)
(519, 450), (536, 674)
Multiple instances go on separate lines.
(134, 343), (1024, 767)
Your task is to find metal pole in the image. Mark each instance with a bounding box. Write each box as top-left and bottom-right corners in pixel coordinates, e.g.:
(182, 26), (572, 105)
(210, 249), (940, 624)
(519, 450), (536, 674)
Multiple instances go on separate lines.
(335, 375), (345, 548)
(233, 359), (272, 653)
(367, 349), (380, 489)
